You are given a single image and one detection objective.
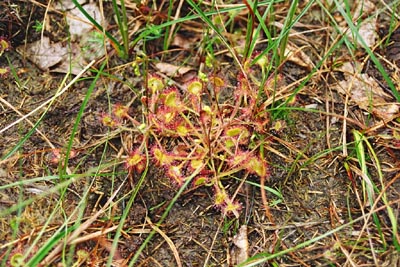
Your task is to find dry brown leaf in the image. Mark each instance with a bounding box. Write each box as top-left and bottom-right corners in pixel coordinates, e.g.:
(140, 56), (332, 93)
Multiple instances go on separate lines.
(17, 1), (107, 75)
(284, 43), (314, 70)
(171, 33), (200, 49)
(229, 225), (249, 265)
(337, 0), (377, 48)
(17, 36), (67, 71)
(17, 37), (93, 75)
(356, 18), (377, 48)
(154, 62), (193, 77)
(51, 43), (92, 75)
(66, 3), (106, 39)
(336, 71), (399, 121)
(353, 0), (376, 18)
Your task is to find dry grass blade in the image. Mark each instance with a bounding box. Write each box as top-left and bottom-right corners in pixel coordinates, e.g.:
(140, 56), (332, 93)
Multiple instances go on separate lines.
(0, 60), (95, 135)
(145, 217), (182, 267)
(0, 97), (55, 149)
(42, 176), (127, 265)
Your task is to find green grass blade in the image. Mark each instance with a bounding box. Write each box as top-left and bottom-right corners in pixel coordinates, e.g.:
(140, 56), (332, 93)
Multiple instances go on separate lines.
(237, 212), (373, 266)
(106, 147), (150, 267)
(186, 0), (243, 68)
(72, 0), (125, 58)
(111, 0), (129, 58)
(60, 60), (107, 178)
(26, 224), (78, 266)
(353, 130), (385, 248)
(333, 0), (400, 102)
(278, 0), (298, 63)
(354, 130), (400, 249)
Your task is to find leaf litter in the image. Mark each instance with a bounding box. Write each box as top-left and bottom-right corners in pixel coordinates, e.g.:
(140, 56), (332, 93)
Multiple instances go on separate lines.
(17, 2), (106, 75)
(335, 62), (399, 121)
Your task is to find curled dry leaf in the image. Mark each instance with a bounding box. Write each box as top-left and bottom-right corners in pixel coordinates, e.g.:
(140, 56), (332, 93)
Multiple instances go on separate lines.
(51, 43), (89, 75)
(17, 36), (67, 71)
(154, 62), (193, 77)
(17, 38), (88, 75)
(230, 225), (249, 265)
(171, 33), (200, 50)
(336, 0), (377, 48)
(335, 63), (399, 121)
(17, 2), (106, 74)
(284, 42), (314, 70)
(356, 17), (377, 48)
(337, 17), (377, 48)
(353, 0), (376, 19)
(66, 2), (106, 39)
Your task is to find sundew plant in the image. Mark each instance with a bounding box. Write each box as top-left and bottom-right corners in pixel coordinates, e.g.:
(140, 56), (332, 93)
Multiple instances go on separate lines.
(102, 58), (275, 218)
